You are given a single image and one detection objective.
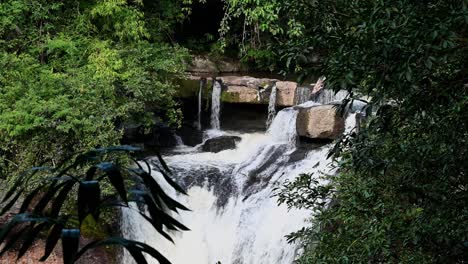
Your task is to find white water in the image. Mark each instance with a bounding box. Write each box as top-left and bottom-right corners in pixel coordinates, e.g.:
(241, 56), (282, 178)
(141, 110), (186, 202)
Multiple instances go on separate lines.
(174, 135), (184, 146)
(197, 79), (204, 130)
(267, 107), (298, 145)
(313, 89), (349, 104)
(266, 85), (277, 128)
(211, 80), (222, 130)
(294, 86), (311, 105)
(120, 106), (358, 264)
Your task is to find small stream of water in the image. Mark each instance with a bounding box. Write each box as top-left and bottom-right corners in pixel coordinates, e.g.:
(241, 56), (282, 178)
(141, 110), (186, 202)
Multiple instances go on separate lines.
(210, 80), (222, 130)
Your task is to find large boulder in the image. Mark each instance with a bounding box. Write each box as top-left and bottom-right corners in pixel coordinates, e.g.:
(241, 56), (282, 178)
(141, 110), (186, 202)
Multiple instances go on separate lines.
(220, 76), (276, 89)
(145, 122), (177, 148)
(296, 105), (345, 139)
(276, 81), (297, 106)
(223, 85), (259, 103)
(178, 124), (204, 146)
(220, 76), (277, 104)
(201, 136), (242, 153)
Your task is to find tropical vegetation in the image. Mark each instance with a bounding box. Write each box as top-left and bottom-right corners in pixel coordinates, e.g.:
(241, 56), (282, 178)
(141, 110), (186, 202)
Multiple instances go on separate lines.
(0, 0), (190, 178)
(1, 0), (467, 263)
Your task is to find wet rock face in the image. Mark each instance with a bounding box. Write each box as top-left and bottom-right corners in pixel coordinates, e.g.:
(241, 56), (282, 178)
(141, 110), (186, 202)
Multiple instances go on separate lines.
(122, 121), (178, 148)
(224, 85), (260, 103)
(178, 124), (204, 146)
(220, 76), (277, 105)
(220, 76), (276, 88)
(201, 135), (242, 153)
(179, 75), (305, 107)
(296, 105), (345, 139)
(218, 77), (299, 106)
(145, 122), (177, 148)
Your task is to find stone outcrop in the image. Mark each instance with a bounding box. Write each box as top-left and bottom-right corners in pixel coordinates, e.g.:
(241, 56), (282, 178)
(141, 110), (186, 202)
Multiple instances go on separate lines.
(219, 77), (299, 106)
(179, 75), (315, 106)
(220, 76), (276, 88)
(296, 105), (345, 139)
(201, 135), (242, 153)
(219, 76), (277, 104)
(223, 85), (260, 103)
(276, 81), (297, 106)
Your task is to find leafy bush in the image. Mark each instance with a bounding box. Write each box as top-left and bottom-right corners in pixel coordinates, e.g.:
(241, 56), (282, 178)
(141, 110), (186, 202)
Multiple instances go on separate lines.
(0, 0), (189, 186)
(263, 0), (468, 262)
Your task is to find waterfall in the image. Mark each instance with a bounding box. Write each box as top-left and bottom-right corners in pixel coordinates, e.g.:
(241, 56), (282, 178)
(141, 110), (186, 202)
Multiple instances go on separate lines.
(197, 79), (205, 130)
(266, 85), (277, 128)
(211, 80), (222, 130)
(120, 106), (358, 264)
(267, 107), (298, 145)
(174, 135), (184, 146)
(294, 86), (311, 105)
(312, 89), (349, 104)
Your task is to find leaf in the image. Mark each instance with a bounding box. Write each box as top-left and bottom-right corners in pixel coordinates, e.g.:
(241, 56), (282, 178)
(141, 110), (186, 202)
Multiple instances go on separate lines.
(0, 226), (28, 256)
(78, 181), (101, 224)
(40, 221), (66, 261)
(405, 68), (412, 81)
(142, 193), (189, 232)
(0, 214), (56, 258)
(126, 247), (148, 264)
(33, 182), (68, 215)
(96, 162), (128, 204)
(61, 229), (80, 264)
(132, 240), (172, 264)
(17, 222), (50, 259)
(85, 166), (97, 181)
(0, 188), (24, 216)
(150, 162), (187, 195)
(424, 58), (433, 69)
(137, 212), (174, 243)
(75, 237), (170, 264)
(155, 152), (172, 174)
(19, 184), (45, 213)
(1, 166), (51, 203)
(49, 181), (76, 218)
(133, 168), (189, 212)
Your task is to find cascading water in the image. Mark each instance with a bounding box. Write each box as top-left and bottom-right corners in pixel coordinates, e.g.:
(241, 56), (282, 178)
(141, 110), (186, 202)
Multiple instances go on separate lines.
(211, 80), (222, 130)
(312, 89), (349, 104)
(120, 103), (356, 264)
(267, 107), (298, 145)
(294, 86), (311, 105)
(197, 79), (205, 130)
(266, 85), (277, 128)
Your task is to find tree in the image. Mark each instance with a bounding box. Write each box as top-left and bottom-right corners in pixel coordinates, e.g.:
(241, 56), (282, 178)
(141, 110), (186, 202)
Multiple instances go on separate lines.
(0, 0), (189, 180)
(0, 146), (188, 264)
(221, 0), (468, 262)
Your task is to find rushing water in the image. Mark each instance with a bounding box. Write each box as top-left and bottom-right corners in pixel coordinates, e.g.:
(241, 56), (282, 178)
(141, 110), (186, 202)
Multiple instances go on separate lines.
(294, 86), (311, 105)
(197, 79), (205, 130)
(312, 89), (349, 104)
(121, 100), (356, 264)
(266, 85), (277, 128)
(211, 80), (222, 130)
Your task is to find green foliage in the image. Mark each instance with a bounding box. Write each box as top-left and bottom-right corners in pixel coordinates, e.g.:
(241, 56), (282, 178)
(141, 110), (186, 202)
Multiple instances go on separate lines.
(0, 0), (189, 178)
(0, 146), (188, 264)
(266, 0), (468, 263)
